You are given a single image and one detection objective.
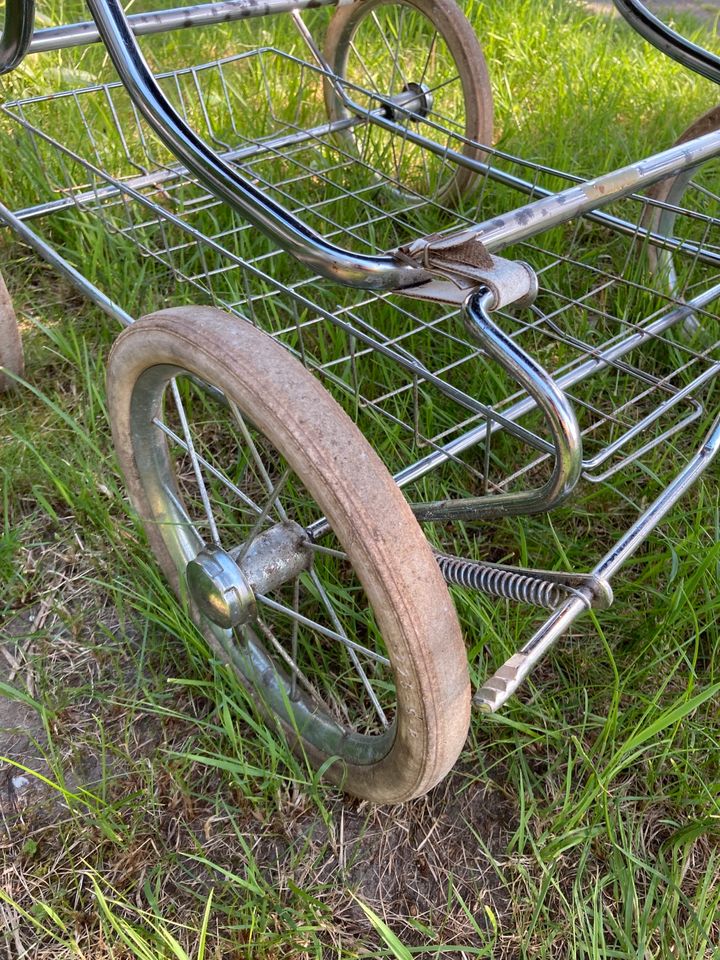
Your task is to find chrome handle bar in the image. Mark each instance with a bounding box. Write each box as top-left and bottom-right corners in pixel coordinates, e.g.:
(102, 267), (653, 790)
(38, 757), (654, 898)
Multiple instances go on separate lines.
(411, 289), (583, 523)
(84, 0), (427, 292)
(613, 0), (720, 85)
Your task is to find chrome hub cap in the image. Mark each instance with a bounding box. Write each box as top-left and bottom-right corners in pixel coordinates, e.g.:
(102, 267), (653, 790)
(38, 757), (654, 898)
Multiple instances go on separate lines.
(186, 545), (254, 629)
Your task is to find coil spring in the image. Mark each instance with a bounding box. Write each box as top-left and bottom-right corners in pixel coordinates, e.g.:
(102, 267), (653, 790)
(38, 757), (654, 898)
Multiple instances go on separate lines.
(435, 552), (564, 610)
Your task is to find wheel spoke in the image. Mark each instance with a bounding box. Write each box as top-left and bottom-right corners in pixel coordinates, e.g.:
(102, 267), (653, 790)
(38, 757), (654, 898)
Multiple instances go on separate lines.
(421, 72), (461, 99)
(371, 9), (409, 92)
(232, 468), (291, 565)
(255, 592), (391, 667)
(390, 5), (408, 97)
(153, 418), (263, 517)
(228, 398), (289, 522)
(170, 379), (221, 545)
(309, 568), (389, 727)
(419, 29), (438, 88)
(254, 615), (329, 708)
(290, 577), (301, 700)
(302, 540), (348, 560)
(349, 38), (382, 95)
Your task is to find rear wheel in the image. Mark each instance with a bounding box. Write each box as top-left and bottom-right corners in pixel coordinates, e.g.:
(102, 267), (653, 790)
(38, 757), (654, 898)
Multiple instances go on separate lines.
(646, 104), (720, 314)
(0, 270), (23, 392)
(107, 307), (470, 802)
(323, 0), (494, 204)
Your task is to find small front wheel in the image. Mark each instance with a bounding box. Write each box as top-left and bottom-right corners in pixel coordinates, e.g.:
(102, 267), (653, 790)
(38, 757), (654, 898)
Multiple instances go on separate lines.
(0, 270), (23, 392)
(323, 0), (494, 204)
(107, 308), (470, 802)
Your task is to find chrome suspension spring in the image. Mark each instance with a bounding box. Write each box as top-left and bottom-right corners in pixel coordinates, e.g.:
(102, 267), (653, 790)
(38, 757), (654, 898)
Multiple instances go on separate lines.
(435, 552), (564, 610)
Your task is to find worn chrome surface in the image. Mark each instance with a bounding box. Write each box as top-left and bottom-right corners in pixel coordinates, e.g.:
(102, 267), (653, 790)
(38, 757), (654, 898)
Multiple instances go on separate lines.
(3, 28), (720, 726)
(130, 364), (396, 764)
(186, 522), (312, 627)
(403, 127), (720, 258)
(230, 521), (313, 595)
(323, 84), (720, 269)
(186, 544), (255, 628)
(411, 288), (582, 522)
(29, 0), (338, 54)
(475, 414), (720, 712)
(6, 47), (720, 495)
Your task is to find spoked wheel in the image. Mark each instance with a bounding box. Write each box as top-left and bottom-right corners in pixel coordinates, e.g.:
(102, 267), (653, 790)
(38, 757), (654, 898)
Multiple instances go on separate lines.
(646, 104), (720, 318)
(323, 0), (494, 204)
(107, 307), (470, 802)
(0, 270), (23, 392)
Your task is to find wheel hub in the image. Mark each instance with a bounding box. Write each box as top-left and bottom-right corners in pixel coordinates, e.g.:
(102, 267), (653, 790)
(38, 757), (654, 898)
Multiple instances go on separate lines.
(186, 545), (254, 629)
(384, 82), (434, 122)
(185, 521), (313, 629)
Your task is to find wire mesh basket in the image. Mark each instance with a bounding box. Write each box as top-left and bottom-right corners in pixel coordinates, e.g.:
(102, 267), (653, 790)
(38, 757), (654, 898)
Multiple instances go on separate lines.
(5, 48), (720, 495)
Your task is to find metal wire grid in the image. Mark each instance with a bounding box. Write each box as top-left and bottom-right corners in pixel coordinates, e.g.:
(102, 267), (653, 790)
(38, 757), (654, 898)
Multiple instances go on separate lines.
(4, 47), (720, 500)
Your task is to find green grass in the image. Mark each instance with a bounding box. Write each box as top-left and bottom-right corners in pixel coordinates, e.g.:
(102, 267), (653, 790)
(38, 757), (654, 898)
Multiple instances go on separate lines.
(1, 0), (720, 957)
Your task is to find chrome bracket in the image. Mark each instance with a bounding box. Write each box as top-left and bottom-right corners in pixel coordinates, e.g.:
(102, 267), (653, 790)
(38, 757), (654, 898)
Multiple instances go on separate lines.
(393, 236), (538, 309)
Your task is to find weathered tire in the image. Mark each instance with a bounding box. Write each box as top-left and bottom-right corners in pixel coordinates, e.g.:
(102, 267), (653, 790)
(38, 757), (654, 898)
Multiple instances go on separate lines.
(323, 0), (494, 203)
(0, 270), (23, 392)
(107, 307), (470, 802)
(646, 104), (720, 295)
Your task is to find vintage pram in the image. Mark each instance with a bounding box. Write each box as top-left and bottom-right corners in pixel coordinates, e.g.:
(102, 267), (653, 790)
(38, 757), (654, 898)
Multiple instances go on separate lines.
(1, 0), (719, 801)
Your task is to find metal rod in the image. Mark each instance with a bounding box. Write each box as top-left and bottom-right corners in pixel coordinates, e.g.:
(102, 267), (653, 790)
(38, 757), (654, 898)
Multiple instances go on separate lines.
(403, 128), (720, 259)
(392, 280), (720, 495)
(321, 76), (720, 268)
(10, 115), (359, 224)
(28, 0), (339, 55)
(474, 594), (590, 711)
(0, 200), (133, 326)
(476, 412), (720, 712)
(306, 281), (720, 541)
(11, 80), (720, 278)
(594, 415), (720, 581)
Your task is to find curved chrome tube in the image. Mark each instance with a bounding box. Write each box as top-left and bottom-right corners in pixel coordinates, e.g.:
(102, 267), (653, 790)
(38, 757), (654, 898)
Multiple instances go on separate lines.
(0, 0), (34, 74)
(83, 0), (426, 291)
(411, 289), (583, 522)
(613, 0), (720, 85)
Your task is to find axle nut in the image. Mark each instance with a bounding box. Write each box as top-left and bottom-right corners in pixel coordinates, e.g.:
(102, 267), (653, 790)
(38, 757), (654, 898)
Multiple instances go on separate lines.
(186, 545), (254, 629)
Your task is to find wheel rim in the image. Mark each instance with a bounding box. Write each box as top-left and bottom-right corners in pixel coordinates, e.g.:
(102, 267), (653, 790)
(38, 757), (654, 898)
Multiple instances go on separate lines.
(648, 109), (720, 310)
(327, 0), (480, 201)
(652, 163), (720, 294)
(129, 362), (399, 767)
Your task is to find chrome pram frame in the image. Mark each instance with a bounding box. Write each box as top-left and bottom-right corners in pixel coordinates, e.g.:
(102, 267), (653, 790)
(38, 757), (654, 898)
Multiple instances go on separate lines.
(1, 0), (719, 799)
